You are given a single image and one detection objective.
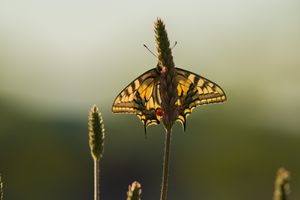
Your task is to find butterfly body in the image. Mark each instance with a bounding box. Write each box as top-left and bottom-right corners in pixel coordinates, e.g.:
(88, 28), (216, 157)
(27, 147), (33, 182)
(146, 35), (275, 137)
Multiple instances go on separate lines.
(112, 19), (226, 133)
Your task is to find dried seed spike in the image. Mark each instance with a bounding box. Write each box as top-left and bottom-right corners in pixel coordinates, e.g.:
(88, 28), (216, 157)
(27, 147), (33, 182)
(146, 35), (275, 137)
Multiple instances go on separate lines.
(155, 18), (172, 69)
(155, 18), (178, 130)
(127, 181), (142, 200)
(273, 167), (290, 200)
(88, 105), (105, 160)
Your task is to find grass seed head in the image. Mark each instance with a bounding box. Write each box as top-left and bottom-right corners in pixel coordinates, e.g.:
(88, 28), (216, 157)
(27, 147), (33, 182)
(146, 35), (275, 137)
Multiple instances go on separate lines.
(127, 181), (142, 200)
(273, 167), (290, 200)
(155, 18), (178, 130)
(88, 105), (105, 160)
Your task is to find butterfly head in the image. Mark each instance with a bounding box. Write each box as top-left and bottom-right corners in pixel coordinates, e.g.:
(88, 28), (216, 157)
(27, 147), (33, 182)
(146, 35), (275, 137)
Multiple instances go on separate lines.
(156, 64), (167, 75)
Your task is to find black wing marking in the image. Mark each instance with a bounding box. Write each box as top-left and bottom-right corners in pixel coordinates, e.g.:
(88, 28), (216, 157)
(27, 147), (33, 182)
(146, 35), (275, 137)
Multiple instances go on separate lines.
(112, 68), (162, 132)
(175, 67), (227, 130)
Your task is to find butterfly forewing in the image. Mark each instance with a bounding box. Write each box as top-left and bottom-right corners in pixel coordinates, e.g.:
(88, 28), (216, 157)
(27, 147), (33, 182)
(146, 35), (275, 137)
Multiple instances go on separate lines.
(112, 68), (162, 131)
(175, 67), (226, 130)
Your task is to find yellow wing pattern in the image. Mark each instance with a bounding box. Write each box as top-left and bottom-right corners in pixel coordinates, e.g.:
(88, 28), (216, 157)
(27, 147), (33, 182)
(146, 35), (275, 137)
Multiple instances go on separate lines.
(175, 68), (226, 130)
(112, 67), (226, 132)
(112, 68), (162, 132)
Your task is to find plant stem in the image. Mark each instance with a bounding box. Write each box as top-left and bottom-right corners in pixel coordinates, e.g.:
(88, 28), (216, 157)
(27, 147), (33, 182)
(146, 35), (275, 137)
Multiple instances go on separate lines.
(160, 127), (172, 200)
(94, 159), (100, 200)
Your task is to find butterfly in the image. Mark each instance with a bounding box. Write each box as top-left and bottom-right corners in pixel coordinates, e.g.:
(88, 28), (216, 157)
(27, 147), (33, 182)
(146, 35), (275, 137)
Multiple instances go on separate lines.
(112, 19), (226, 133)
(112, 66), (226, 132)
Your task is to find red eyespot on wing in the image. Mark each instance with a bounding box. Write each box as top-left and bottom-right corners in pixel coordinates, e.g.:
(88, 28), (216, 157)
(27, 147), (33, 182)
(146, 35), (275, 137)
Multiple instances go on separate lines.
(156, 108), (163, 117)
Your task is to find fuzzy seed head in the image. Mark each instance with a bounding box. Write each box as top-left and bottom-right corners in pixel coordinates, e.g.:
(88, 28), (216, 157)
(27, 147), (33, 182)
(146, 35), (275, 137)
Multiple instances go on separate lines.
(88, 105), (105, 160)
(127, 181), (142, 200)
(273, 167), (290, 200)
(155, 18), (178, 130)
(155, 18), (173, 70)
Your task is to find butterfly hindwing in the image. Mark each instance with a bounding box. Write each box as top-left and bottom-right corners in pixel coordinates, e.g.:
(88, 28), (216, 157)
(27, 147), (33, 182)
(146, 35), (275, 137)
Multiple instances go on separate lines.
(112, 68), (162, 131)
(175, 67), (226, 130)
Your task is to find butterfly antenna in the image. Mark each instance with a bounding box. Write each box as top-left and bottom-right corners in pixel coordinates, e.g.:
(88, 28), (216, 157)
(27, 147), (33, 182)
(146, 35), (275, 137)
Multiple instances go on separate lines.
(143, 44), (157, 58)
(171, 41), (177, 49)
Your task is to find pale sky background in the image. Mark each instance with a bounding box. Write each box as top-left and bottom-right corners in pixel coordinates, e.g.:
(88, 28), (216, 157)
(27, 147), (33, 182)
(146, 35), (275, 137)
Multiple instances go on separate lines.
(0, 0), (300, 130)
(1, 2), (300, 200)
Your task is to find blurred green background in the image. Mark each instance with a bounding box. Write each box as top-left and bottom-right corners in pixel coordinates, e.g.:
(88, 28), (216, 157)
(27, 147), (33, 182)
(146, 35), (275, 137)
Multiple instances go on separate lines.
(1, 0), (300, 199)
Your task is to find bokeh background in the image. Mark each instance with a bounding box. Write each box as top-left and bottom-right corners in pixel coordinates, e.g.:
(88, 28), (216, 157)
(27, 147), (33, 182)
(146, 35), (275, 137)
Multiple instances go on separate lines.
(1, 0), (300, 199)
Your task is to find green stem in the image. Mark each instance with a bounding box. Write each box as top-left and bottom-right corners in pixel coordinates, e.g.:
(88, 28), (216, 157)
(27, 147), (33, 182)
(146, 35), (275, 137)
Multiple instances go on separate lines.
(94, 159), (100, 200)
(160, 128), (172, 200)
